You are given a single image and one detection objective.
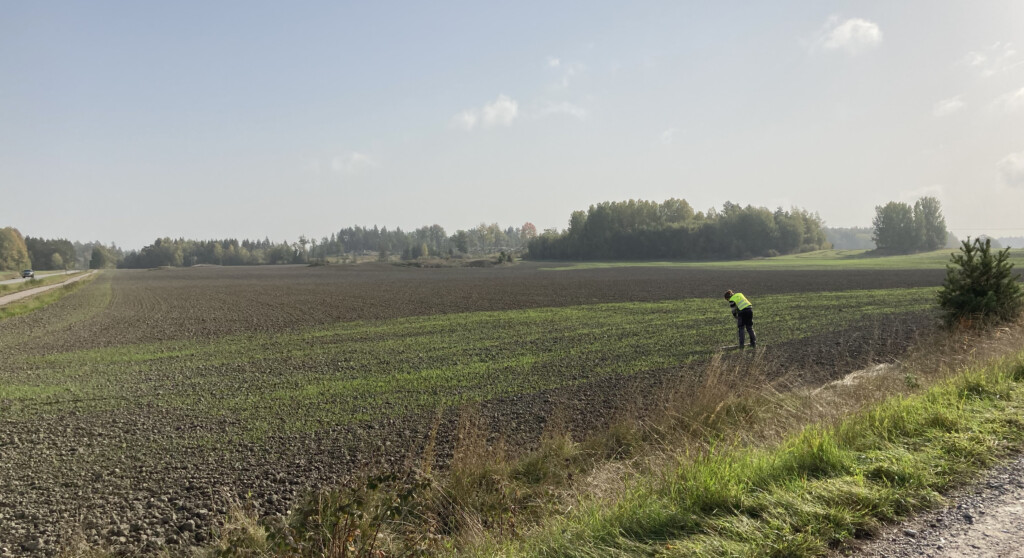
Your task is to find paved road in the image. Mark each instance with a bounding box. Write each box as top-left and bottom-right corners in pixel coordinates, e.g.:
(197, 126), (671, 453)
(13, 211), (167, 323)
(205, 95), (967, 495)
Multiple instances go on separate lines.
(0, 270), (95, 307)
(0, 270), (80, 286)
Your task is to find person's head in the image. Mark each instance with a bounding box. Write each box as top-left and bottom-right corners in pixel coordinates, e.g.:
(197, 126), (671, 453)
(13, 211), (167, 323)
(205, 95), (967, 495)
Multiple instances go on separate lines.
(723, 290), (734, 299)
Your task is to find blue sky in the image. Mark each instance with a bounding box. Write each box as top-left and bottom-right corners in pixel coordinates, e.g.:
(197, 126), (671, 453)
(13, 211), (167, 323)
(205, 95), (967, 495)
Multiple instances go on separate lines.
(2, 2), (1022, 248)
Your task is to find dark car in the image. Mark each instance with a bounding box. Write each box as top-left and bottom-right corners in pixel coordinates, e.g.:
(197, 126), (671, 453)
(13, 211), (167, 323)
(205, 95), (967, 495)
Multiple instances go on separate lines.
(21, 269), (34, 279)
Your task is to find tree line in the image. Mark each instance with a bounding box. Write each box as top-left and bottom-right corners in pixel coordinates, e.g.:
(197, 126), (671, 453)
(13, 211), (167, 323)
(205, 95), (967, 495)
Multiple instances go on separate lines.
(115, 222), (539, 268)
(121, 237), (307, 268)
(871, 197), (952, 253)
(0, 223), (539, 271)
(24, 237), (75, 270)
(526, 199), (829, 260)
(307, 222), (536, 262)
(0, 228), (123, 271)
(0, 196), (962, 271)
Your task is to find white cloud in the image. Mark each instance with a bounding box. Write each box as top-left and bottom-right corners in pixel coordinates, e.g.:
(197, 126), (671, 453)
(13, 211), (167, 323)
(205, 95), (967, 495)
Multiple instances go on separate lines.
(932, 96), (964, 117)
(540, 101), (588, 120)
(453, 110), (478, 131)
(659, 128), (676, 145)
(482, 95), (518, 126)
(452, 95), (519, 131)
(331, 151), (377, 175)
(993, 87), (1024, 112)
(964, 51), (987, 67)
(811, 16), (883, 55)
(546, 58), (585, 89)
(964, 43), (1023, 77)
(997, 152), (1024, 189)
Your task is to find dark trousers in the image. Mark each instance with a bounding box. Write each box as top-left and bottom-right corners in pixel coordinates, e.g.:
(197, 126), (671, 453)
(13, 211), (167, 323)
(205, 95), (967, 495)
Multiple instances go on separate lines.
(736, 308), (756, 347)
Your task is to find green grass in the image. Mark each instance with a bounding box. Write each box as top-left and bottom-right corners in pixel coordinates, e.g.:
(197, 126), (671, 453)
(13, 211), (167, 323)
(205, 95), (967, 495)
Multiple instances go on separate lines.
(542, 248), (1024, 271)
(0, 271), (24, 281)
(467, 354), (1024, 557)
(0, 272), (80, 296)
(0, 272), (99, 321)
(0, 273), (112, 349)
(5, 287), (936, 439)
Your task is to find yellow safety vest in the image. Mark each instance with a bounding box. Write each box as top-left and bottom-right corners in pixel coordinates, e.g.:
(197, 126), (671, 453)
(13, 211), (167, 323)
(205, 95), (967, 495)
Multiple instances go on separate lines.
(729, 293), (752, 310)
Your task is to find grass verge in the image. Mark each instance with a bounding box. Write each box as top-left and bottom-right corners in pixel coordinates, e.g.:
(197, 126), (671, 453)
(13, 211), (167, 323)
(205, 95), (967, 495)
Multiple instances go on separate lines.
(0, 272), (98, 320)
(491, 358), (1024, 556)
(207, 324), (1024, 557)
(0, 272), (79, 295)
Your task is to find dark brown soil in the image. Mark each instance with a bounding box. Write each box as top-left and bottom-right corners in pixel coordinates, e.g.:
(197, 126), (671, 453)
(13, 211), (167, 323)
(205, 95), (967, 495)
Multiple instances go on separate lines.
(1, 263), (944, 355)
(0, 264), (943, 555)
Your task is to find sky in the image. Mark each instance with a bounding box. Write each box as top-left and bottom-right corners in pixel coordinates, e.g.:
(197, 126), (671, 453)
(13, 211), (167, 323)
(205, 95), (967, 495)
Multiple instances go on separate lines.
(1, 1), (1022, 249)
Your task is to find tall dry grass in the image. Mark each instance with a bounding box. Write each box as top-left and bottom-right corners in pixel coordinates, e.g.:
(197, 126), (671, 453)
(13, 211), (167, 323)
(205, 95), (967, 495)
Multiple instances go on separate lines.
(201, 319), (1024, 557)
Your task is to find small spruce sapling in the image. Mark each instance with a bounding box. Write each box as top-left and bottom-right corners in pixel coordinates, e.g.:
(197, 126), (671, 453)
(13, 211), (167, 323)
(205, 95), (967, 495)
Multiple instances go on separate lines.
(937, 237), (1023, 326)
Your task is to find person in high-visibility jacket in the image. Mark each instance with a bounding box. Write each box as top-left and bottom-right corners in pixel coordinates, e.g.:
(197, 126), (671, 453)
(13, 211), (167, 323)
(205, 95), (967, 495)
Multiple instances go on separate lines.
(724, 290), (756, 349)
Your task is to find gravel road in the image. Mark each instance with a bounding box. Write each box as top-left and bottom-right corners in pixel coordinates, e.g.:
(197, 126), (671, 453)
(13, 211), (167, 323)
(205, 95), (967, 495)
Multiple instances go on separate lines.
(844, 453), (1024, 558)
(0, 271), (78, 287)
(0, 271), (94, 307)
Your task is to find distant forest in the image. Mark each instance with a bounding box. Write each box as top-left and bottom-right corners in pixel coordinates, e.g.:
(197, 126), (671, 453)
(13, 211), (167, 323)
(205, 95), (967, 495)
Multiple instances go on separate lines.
(1, 196), (991, 271)
(526, 199), (829, 260)
(0, 227), (124, 271)
(117, 223), (535, 268)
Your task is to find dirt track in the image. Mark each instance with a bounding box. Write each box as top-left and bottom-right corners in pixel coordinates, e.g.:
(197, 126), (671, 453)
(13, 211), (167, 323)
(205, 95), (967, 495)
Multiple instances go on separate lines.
(844, 453), (1024, 558)
(0, 271), (92, 307)
(0, 272), (78, 287)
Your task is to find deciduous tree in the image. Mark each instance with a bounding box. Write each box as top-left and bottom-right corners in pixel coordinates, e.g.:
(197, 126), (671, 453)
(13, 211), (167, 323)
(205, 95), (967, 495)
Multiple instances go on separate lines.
(0, 227), (31, 270)
(872, 202), (916, 252)
(913, 196), (947, 251)
(520, 222), (537, 241)
(526, 199), (828, 260)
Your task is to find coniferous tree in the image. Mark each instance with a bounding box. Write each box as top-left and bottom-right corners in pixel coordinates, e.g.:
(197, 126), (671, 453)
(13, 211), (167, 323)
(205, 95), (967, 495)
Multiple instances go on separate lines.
(938, 237), (1024, 326)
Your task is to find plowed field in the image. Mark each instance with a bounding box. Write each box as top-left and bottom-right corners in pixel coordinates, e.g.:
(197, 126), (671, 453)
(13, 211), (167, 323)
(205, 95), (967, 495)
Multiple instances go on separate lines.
(0, 263), (946, 554)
